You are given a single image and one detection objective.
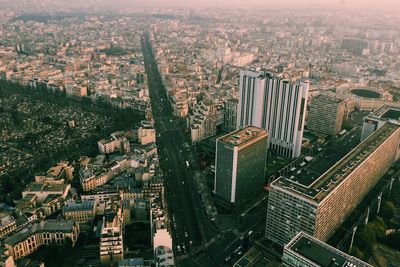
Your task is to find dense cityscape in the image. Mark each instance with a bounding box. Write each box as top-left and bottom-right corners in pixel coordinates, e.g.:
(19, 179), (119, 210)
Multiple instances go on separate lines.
(1, 1), (400, 267)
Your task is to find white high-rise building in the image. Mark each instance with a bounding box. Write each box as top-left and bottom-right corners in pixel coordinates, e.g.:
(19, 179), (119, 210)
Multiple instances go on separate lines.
(237, 71), (309, 158)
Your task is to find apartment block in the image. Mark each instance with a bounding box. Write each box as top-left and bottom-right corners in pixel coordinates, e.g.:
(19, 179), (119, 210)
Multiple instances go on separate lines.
(100, 214), (124, 266)
(34, 161), (74, 183)
(190, 100), (220, 143)
(138, 121), (156, 145)
(237, 71), (308, 158)
(16, 182), (71, 217)
(0, 213), (17, 239)
(4, 220), (79, 260)
(98, 131), (130, 154)
(79, 156), (129, 192)
(266, 123), (400, 246)
(307, 95), (345, 136)
(62, 199), (96, 224)
(282, 232), (372, 267)
(361, 105), (400, 143)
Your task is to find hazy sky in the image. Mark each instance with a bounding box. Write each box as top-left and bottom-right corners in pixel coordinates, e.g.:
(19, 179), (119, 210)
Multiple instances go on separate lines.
(130, 0), (400, 10)
(2, 0), (400, 12)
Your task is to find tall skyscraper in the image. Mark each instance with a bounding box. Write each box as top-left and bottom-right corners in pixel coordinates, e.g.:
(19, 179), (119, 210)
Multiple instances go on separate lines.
(282, 232), (372, 267)
(214, 126), (268, 208)
(307, 95), (345, 136)
(237, 70), (309, 158)
(266, 123), (400, 246)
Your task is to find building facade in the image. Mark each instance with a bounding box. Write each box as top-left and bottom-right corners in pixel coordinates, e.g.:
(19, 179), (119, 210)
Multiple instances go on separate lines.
(0, 214), (17, 239)
(307, 95), (345, 136)
(266, 123), (400, 246)
(214, 126), (268, 206)
(138, 121), (156, 145)
(4, 220), (79, 260)
(222, 98), (238, 133)
(62, 200), (96, 224)
(237, 71), (308, 158)
(79, 156), (129, 192)
(282, 232), (372, 267)
(98, 131), (130, 155)
(100, 214), (124, 266)
(361, 105), (400, 142)
(190, 100), (219, 143)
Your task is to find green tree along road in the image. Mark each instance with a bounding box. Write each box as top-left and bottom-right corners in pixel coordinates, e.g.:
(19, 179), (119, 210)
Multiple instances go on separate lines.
(349, 178), (400, 262)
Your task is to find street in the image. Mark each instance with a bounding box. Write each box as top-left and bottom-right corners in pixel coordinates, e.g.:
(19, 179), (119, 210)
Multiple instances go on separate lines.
(141, 32), (281, 267)
(141, 33), (218, 261)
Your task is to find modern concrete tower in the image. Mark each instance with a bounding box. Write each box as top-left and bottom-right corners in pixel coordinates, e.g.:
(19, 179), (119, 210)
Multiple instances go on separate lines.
(214, 126), (268, 209)
(237, 70), (309, 158)
(307, 95), (345, 136)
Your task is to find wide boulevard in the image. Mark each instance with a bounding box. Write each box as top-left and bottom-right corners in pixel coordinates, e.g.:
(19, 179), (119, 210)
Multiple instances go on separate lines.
(141, 33), (219, 262)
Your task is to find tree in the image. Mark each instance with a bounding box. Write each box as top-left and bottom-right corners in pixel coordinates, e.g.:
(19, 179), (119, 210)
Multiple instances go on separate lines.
(385, 231), (400, 250)
(370, 217), (386, 242)
(381, 201), (396, 221)
(1, 177), (15, 194)
(351, 246), (364, 260)
(357, 226), (376, 250)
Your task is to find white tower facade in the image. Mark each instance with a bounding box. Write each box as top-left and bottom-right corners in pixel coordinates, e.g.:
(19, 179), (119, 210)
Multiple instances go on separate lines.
(237, 71), (309, 158)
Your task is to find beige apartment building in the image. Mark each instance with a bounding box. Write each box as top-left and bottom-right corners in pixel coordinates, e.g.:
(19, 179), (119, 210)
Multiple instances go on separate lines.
(4, 220), (80, 260)
(266, 122), (400, 246)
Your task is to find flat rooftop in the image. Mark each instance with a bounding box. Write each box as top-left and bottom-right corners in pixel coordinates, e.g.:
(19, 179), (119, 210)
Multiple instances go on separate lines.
(219, 126), (268, 147)
(367, 105), (400, 124)
(313, 94), (344, 104)
(24, 182), (67, 193)
(382, 109), (400, 120)
(273, 123), (398, 202)
(286, 232), (371, 267)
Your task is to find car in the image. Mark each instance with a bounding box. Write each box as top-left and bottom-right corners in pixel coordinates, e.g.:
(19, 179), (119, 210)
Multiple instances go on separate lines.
(235, 246), (243, 253)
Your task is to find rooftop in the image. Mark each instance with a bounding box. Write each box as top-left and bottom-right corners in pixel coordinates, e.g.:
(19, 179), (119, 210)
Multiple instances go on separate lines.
(118, 258), (145, 267)
(312, 94), (344, 104)
(367, 105), (400, 124)
(5, 220), (76, 246)
(24, 182), (68, 193)
(0, 212), (15, 227)
(218, 126), (268, 147)
(286, 232), (371, 267)
(273, 123), (399, 202)
(63, 200), (95, 212)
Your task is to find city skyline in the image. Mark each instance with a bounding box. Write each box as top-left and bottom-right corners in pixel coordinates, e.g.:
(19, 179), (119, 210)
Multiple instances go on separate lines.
(0, 2), (400, 267)
(1, 0), (400, 11)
